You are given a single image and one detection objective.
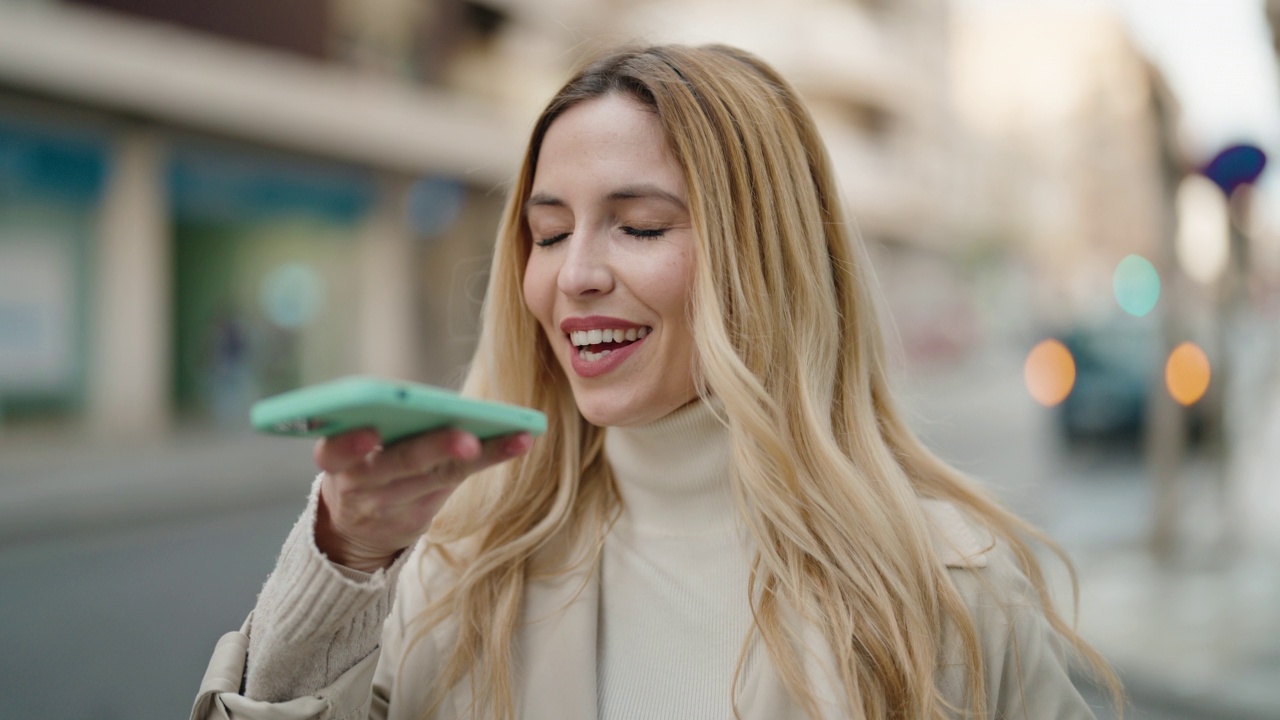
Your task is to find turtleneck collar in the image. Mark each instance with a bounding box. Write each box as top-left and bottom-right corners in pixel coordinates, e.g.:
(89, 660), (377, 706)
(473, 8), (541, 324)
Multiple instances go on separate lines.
(604, 398), (737, 536)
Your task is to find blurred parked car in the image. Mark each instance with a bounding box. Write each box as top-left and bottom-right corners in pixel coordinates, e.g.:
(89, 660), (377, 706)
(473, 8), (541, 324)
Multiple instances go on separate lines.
(1056, 317), (1207, 449)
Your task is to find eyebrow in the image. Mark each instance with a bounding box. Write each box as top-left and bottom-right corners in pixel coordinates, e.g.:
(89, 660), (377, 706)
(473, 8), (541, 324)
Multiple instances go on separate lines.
(525, 184), (687, 213)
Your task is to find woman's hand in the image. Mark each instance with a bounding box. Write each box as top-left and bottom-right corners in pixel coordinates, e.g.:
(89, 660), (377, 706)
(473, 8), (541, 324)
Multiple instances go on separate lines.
(312, 427), (533, 572)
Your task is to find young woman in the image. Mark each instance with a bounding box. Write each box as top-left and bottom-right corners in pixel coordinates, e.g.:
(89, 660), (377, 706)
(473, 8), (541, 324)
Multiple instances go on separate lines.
(193, 44), (1119, 720)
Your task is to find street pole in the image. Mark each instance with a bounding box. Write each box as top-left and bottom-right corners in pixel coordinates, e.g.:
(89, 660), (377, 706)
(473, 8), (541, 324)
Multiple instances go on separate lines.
(1201, 145), (1267, 561)
(1147, 212), (1185, 563)
(1146, 85), (1186, 564)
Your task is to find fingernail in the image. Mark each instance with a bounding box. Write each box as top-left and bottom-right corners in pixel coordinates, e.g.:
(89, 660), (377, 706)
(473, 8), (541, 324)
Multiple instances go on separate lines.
(504, 434), (531, 456)
(455, 434), (481, 459)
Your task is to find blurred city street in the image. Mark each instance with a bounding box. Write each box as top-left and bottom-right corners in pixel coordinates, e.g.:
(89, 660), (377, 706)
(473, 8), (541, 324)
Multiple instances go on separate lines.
(1, 1), (1279, 719)
(900, 340), (1280, 720)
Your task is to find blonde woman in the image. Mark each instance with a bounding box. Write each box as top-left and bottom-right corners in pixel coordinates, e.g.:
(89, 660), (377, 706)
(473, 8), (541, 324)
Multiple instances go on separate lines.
(193, 44), (1119, 720)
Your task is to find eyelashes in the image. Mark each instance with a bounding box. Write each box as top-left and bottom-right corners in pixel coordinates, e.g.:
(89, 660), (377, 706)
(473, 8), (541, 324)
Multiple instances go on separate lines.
(533, 226), (667, 247)
(622, 227), (665, 239)
(534, 232), (569, 248)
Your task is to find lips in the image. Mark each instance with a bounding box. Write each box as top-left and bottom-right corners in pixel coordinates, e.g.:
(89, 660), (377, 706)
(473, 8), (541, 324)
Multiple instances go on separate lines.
(559, 316), (648, 333)
(560, 315), (651, 379)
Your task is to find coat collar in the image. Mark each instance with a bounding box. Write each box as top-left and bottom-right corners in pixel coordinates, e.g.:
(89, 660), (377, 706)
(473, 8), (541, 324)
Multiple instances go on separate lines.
(919, 498), (993, 569)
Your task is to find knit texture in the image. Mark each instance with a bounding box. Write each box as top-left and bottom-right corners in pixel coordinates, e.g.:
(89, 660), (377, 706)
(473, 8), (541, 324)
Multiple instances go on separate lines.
(244, 474), (410, 702)
(599, 399), (760, 720)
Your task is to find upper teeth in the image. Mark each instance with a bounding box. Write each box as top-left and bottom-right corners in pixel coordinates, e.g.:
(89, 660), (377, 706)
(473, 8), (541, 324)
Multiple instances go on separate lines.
(570, 327), (649, 346)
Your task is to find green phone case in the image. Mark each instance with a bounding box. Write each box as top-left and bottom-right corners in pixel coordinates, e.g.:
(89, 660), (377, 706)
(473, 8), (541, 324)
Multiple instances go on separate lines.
(250, 376), (547, 444)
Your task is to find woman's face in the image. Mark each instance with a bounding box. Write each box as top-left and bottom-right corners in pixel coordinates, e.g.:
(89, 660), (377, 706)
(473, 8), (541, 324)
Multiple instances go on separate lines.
(522, 93), (698, 427)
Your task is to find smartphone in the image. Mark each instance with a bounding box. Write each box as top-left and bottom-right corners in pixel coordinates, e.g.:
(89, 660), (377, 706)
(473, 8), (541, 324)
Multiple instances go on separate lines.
(250, 376), (547, 444)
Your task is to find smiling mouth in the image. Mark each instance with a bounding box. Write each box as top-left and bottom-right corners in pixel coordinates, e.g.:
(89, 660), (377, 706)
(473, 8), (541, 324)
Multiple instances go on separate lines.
(569, 326), (651, 361)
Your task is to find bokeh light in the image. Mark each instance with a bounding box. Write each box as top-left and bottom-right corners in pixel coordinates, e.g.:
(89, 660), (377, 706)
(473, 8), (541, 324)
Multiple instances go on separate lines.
(1166, 341), (1211, 406)
(260, 262), (325, 329)
(1112, 254), (1160, 317)
(1024, 339), (1076, 407)
(1176, 175), (1230, 285)
(407, 176), (465, 238)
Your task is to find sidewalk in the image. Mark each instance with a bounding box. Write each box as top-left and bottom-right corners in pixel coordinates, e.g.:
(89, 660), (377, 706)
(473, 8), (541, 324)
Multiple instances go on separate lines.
(0, 428), (316, 545)
(1072, 543), (1280, 720)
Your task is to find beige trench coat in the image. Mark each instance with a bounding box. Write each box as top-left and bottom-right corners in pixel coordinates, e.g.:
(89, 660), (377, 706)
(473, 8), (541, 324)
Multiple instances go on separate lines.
(191, 500), (1097, 720)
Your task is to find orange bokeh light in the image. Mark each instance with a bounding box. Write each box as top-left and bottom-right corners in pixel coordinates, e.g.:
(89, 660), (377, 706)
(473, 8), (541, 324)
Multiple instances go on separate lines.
(1166, 342), (1211, 406)
(1024, 339), (1076, 407)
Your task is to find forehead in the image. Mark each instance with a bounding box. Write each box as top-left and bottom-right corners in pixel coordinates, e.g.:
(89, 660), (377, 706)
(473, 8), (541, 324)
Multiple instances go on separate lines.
(531, 94), (685, 198)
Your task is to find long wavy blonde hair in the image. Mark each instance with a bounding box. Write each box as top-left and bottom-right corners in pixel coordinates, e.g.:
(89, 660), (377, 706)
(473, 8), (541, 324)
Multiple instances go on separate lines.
(411, 44), (1119, 719)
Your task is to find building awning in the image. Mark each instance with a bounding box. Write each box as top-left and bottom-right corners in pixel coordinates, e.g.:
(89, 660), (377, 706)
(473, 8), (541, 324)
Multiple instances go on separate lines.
(0, 3), (525, 184)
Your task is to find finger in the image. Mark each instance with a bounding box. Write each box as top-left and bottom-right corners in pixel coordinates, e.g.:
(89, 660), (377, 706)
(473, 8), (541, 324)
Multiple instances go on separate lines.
(314, 428), (382, 475)
(428, 432), (534, 489)
(384, 432), (535, 506)
(369, 428), (482, 482)
(487, 432), (534, 463)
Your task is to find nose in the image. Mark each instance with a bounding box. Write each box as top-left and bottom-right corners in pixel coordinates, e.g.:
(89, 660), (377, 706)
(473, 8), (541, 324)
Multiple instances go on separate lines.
(557, 232), (614, 297)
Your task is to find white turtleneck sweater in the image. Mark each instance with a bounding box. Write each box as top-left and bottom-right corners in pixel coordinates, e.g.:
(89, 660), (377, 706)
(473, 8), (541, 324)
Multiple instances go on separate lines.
(599, 399), (758, 720)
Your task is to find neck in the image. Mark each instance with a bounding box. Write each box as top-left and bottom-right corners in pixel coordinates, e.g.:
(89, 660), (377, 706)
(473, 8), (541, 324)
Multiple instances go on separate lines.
(604, 398), (737, 536)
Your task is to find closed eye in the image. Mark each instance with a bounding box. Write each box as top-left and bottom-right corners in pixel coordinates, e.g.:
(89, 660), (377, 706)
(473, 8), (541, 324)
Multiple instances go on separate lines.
(621, 226), (666, 239)
(534, 232), (570, 248)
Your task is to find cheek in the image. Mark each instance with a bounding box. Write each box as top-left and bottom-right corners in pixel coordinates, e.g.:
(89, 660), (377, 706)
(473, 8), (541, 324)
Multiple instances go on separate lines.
(654, 276), (691, 324)
(522, 258), (553, 323)
(648, 254), (694, 330)
(668, 258), (697, 360)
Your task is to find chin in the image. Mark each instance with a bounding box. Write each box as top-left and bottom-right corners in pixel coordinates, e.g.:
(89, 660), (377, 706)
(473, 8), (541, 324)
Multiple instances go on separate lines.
(574, 397), (641, 428)
(571, 387), (697, 428)
(565, 384), (640, 427)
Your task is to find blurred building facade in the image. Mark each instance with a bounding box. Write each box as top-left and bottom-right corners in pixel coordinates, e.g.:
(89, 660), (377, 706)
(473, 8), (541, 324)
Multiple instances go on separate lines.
(0, 0), (980, 443)
(951, 3), (1180, 332)
(0, 0), (533, 440)
(1267, 0), (1280, 281)
(951, 3), (1231, 471)
(0, 0), (1188, 448)
(1270, 0), (1280, 55)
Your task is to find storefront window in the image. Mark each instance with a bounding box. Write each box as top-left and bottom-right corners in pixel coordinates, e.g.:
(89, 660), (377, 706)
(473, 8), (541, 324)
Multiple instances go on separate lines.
(0, 118), (106, 426)
(169, 144), (374, 427)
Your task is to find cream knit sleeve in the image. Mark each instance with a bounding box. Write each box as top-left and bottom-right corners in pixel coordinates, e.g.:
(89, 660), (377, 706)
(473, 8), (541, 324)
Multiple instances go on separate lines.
(244, 475), (410, 703)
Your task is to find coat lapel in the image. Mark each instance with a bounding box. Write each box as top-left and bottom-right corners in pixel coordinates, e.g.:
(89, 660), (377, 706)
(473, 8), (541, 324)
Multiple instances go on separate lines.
(515, 550), (599, 720)
(732, 629), (801, 720)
